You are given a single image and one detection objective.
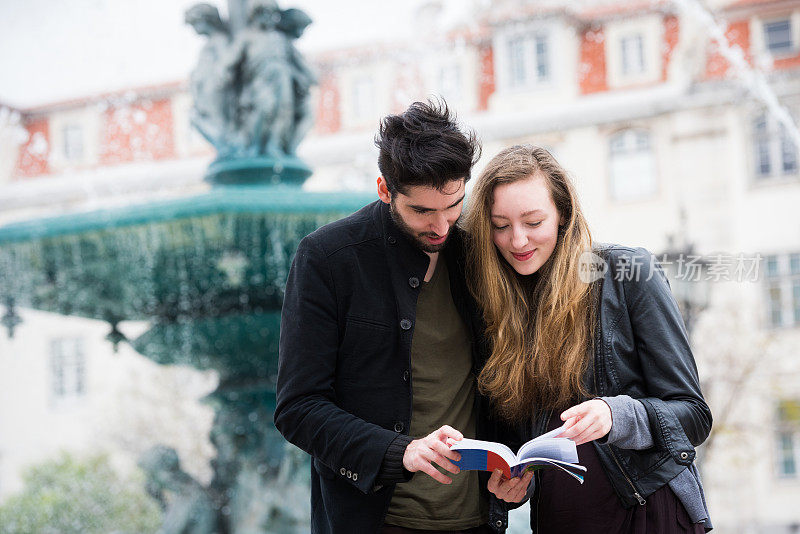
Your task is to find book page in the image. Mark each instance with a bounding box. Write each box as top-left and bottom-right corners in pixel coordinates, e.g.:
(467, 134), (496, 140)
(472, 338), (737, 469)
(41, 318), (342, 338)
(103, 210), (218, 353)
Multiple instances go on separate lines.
(512, 458), (587, 483)
(516, 437), (579, 464)
(536, 423), (568, 441)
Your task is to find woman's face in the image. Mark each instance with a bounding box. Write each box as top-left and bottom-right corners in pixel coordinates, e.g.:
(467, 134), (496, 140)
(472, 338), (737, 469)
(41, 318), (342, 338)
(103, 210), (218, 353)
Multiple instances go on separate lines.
(490, 174), (562, 276)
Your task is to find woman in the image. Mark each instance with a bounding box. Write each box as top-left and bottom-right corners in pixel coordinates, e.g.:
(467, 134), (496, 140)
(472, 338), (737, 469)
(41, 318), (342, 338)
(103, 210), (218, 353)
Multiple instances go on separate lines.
(464, 145), (712, 533)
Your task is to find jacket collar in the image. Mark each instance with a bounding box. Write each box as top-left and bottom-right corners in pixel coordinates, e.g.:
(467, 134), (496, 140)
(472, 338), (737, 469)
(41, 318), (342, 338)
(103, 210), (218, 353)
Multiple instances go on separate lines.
(377, 200), (430, 275)
(376, 199), (466, 268)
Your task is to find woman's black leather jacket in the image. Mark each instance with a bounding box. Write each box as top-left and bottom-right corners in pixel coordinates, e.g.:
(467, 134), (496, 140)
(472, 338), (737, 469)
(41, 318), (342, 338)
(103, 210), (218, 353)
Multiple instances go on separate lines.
(526, 245), (712, 526)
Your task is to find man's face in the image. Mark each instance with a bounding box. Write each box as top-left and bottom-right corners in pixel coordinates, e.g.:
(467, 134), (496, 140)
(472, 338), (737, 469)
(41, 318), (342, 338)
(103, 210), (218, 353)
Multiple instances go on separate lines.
(379, 178), (466, 253)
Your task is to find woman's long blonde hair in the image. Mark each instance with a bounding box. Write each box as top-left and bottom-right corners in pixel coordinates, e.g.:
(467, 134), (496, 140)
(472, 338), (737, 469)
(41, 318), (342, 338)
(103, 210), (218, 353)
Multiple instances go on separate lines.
(464, 145), (595, 421)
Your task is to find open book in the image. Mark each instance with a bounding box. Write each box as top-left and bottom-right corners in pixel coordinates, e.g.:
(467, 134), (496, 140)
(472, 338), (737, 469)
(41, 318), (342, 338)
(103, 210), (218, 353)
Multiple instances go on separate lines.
(450, 424), (587, 483)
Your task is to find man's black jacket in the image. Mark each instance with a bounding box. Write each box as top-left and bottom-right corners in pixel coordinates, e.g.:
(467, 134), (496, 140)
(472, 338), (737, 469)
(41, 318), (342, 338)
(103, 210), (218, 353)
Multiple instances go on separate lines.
(274, 200), (511, 533)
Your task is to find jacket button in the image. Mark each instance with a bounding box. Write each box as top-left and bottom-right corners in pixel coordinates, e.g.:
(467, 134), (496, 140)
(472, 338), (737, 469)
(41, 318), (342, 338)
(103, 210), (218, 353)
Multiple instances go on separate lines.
(680, 452), (689, 460)
(403, 370), (409, 382)
(408, 277), (420, 288)
(339, 467), (346, 476)
(400, 319), (412, 330)
(394, 422), (404, 433)
(387, 236), (397, 245)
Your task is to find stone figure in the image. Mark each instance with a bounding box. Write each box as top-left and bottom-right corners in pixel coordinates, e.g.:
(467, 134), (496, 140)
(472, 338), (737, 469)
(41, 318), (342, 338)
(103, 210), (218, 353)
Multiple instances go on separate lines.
(185, 4), (236, 157)
(139, 446), (219, 534)
(185, 0), (316, 162)
(277, 8), (316, 155)
(233, 0), (296, 157)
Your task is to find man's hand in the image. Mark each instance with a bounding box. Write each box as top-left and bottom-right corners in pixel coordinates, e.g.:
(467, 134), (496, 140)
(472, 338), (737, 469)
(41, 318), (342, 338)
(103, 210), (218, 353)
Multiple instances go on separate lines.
(558, 399), (612, 445)
(487, 469), (534, 503)
(402, 425), (463, 484)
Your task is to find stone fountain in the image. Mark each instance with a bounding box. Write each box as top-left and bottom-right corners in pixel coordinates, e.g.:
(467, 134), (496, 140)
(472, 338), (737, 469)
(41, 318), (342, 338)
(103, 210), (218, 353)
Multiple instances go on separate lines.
(0, 1), (371, 532)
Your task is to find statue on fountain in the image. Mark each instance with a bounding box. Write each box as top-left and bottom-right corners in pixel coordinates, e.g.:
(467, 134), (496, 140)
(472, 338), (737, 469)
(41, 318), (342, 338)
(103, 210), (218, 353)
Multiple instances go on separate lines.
(185, 0), (316, 184)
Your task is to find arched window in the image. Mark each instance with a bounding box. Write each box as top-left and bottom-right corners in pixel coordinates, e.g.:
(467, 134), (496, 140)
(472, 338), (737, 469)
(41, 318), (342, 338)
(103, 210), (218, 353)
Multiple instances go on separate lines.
(608, 129), (657, 201)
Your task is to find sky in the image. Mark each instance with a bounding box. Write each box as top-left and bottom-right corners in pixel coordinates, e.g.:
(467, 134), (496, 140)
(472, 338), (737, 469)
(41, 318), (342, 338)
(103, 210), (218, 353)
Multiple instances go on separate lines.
(0, 0), (480, 109)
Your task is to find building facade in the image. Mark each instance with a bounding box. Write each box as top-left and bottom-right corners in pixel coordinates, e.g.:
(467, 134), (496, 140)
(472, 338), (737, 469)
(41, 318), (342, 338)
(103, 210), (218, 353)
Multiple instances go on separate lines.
(1, 0), (800, 531)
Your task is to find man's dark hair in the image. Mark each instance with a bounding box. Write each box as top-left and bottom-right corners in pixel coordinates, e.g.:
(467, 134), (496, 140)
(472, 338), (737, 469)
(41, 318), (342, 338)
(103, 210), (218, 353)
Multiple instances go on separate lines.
(375, 98), (481, 195)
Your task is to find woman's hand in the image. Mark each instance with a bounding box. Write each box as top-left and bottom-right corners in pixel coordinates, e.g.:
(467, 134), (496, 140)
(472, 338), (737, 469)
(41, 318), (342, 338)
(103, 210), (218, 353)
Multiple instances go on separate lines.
(487, 469), (534, 503)
(558, 399), (612, 445)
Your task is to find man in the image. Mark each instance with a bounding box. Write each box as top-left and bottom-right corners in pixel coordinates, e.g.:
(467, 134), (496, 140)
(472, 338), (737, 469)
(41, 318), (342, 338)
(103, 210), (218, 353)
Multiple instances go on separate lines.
(274, 100), (530, 534)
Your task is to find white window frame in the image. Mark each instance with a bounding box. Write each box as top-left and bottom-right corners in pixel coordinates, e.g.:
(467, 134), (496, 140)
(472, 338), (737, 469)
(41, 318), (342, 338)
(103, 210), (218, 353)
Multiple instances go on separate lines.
(776, 400), (800, 479)
(620, 34), (646, 76)
(764, 253), (800, 328)
(351, 76), (375, 123)
(437, 62), (463, 105)
(62, 123), (84, 162)
(605, 15), (663, 87)
(607, 129), (658, 202)
(752, 110), (799, 181)
(762, 15), (798, 57)
(50, 337), (86, 405)
(495, 26), (553, 92)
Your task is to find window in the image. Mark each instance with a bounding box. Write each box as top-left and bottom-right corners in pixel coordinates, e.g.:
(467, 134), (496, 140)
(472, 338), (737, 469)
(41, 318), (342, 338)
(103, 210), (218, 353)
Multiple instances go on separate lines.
(768, 283), (783, 326)
(437, 64), (463, 104)
(608, 129), (657, 201)
(764, 19), (794, 54)
(753, 112), (798, 180)
(794, 282), (800, 323)
(535, 35), (549, 80)
(764, 253), (800, 327)
(50, 338), (86, 402)
(776, 400), (800, 478)
(505, 32), (550, 89)
(508, 36), (527, 87)
(62, 124), (84, 161)
(621, 34), (645, 75)
(351, 77), (374, 122)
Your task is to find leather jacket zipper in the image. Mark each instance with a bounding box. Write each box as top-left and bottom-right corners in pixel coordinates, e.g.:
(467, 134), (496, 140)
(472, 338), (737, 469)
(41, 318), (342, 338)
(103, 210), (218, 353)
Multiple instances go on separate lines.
(592, 277), (646, 506)
(607, 446), (646, 505)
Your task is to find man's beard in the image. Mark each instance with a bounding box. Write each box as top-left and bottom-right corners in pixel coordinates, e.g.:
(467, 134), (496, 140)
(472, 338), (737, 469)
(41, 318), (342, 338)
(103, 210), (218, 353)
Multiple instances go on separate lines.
(389, 201), (457, 253)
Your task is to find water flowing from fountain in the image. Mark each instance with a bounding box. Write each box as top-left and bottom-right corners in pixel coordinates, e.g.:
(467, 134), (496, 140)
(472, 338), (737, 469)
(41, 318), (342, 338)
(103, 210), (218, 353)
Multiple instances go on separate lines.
(672, 0), (800, 148)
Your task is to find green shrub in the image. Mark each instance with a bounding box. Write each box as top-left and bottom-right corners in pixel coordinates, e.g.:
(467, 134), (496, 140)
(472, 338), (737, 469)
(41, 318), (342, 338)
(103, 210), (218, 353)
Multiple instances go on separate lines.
(0, 452), (162, 534)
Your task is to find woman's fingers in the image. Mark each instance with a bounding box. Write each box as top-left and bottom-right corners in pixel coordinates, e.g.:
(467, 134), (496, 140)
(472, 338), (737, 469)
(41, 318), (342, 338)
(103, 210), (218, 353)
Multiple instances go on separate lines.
(559, 414), (593, 440)
(560, 404), (583, 421)
(487, 470), (534, 502)
(570, 426), (601, 445)
(510, 471), (534, 501)
(559, 399), (612, 444)
(487, 469), (504, 494)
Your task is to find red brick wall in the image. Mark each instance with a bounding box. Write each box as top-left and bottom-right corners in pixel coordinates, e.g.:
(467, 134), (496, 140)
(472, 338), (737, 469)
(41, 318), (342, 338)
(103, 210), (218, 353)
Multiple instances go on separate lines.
(579, 26), (607, 94)
(662, 15), (680, 81)
(14, 117), (50, 178)
(478, 43), (495, 111)
(100, 98), (175, 165)
(705, 19), (751, 79)
(315, 69), (341, 134)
